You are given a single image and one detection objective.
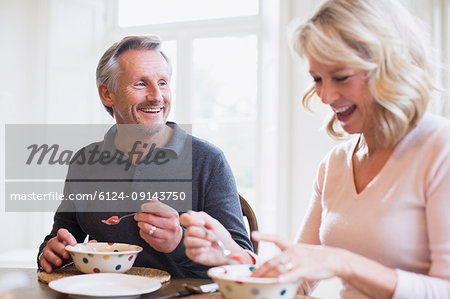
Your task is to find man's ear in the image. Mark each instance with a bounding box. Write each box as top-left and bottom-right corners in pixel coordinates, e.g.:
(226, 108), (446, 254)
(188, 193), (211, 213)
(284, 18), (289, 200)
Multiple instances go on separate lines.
(98, 83), (114, 108)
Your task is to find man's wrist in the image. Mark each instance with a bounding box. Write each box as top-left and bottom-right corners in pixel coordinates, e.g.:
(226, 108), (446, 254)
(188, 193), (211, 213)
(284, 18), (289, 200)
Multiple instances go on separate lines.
(37, 252), (44, 270)
(167, 226), (185, 256)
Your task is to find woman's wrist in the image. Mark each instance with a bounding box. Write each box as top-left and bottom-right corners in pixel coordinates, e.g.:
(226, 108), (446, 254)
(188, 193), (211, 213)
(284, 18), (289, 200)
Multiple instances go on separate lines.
(223, 249), (256, 265)
(332, 247), (354, 280)
(243, 250), (258, 265)
(332, 247), (397, 298)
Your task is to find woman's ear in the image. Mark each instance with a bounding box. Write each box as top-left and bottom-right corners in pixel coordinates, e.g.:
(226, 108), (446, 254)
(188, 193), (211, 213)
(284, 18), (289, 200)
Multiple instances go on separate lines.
(98, 83), (114, 108)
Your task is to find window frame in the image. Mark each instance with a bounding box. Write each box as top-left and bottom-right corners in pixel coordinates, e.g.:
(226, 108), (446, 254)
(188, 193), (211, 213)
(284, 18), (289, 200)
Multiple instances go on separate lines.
(104, 0), (282, 240)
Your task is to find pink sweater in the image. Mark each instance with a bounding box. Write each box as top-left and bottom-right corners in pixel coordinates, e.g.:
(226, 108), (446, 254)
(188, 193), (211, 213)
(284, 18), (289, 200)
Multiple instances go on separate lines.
(303, 113), (450, 298)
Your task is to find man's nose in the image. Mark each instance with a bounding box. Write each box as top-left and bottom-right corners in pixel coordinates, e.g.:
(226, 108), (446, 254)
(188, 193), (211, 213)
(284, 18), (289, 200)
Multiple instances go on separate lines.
(146, 83), (163, 102)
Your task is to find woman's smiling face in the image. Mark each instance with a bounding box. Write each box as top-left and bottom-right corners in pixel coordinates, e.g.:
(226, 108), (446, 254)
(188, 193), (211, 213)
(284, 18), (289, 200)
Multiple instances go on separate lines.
(307, 54), (375, 136)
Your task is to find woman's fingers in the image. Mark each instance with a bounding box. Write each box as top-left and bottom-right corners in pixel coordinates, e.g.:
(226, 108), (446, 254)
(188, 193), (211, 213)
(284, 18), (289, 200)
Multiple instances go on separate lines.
(179, 211), (206, 227)
(251, 254), (289, 277)
(185, 225), (213, 240)
(184, 236), (212, 248)
(251, 231), (289, 250)
(277, 267), (305, 283)
(184, 227), (213, 247)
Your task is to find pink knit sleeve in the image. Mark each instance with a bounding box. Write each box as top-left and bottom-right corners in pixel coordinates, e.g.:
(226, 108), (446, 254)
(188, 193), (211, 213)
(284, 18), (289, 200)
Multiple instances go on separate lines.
(393, 269), (450, 299)
(394, 128), (450, 298)
(296, 159), (326, 245)
(425, 139), (450, 280)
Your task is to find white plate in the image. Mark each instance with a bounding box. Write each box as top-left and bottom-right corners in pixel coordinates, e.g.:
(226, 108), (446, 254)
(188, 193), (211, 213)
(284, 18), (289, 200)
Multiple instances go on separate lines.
(49, 273), (161, 298)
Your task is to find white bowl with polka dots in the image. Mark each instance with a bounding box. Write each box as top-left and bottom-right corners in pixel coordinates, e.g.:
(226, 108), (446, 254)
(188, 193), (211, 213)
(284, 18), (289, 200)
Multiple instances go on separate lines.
(208, 264), (301, 299)
(66, 242), (143, 274)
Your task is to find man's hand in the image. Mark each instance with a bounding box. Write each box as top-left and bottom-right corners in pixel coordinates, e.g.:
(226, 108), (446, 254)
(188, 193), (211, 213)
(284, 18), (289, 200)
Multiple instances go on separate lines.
(134, 200), (182, 253)
(39, 228), (77, 273)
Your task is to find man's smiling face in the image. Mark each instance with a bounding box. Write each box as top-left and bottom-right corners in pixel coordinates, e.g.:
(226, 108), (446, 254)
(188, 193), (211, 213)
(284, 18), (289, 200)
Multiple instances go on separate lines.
(109, 49), (172, 135)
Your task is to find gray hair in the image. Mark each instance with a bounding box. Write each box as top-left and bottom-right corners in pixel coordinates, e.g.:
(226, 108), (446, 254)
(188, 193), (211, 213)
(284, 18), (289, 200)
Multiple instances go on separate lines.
(96, 35), (172, 117)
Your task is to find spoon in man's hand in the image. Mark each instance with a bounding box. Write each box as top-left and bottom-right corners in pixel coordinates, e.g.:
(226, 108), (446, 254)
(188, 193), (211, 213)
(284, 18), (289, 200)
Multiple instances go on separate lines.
(101, 213), (136, 225)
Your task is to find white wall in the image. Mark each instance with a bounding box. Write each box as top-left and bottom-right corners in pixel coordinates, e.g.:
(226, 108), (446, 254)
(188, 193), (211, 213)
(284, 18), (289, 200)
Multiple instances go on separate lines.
(0, 0), (51, 265)
(0, 0), (110, 267)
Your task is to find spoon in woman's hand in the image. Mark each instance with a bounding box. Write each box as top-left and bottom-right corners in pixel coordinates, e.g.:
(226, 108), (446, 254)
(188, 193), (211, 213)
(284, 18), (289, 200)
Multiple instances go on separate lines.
(200, 226), (242, 264)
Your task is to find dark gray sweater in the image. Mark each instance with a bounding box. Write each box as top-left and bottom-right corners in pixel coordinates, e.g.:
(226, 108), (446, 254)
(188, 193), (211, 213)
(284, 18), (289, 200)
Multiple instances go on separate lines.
(38, 123), (252, 278)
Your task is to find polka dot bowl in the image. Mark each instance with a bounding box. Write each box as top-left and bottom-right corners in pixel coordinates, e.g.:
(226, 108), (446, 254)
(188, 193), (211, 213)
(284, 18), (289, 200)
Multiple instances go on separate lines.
(207, 264), (301, 299)
(65, 242), (143, 274)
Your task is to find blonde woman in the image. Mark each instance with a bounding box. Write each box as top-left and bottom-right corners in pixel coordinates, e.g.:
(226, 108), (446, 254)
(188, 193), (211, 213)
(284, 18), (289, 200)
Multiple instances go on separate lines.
(181, 0), (450, 297)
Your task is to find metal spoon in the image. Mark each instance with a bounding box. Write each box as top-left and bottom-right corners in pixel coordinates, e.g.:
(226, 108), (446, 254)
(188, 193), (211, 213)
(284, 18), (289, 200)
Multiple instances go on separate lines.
(101, 213), (136, 225)
(183, 282), (218, 294)
(200, 226), (241, 264)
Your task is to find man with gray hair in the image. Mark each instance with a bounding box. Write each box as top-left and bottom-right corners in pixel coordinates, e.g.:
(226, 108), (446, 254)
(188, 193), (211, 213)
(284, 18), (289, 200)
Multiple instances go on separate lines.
(38, 35), (253, 278)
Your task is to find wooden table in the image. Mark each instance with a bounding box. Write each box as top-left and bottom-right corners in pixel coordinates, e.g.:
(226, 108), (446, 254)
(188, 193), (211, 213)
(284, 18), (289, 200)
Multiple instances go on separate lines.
(1, 267), (316, 298)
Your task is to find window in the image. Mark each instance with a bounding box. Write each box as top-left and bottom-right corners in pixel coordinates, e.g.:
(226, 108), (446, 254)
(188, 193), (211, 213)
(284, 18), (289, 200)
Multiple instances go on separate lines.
(191, 36), (258, 197)
(399, 0), (450, 116)
(109, 0), (279, 230)
(117, 0), (258, 27)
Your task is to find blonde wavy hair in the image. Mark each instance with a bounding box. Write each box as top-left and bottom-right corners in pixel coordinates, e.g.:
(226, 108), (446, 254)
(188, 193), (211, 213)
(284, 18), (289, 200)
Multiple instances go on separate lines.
(293, 0), (437, 147)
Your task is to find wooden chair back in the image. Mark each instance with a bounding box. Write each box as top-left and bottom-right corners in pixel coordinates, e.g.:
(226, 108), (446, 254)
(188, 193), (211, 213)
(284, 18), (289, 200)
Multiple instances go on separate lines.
(239, 194), (259, 254)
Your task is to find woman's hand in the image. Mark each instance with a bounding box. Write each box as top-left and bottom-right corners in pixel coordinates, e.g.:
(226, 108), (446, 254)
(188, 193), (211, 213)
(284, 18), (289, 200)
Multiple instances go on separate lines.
(251, 232), (397, 298)
(251, 231), (345, 283)
(180, 211), (253, 266)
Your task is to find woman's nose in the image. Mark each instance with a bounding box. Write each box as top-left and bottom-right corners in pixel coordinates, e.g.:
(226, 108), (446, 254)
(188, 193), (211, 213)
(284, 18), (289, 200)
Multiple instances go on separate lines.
(317, 82), (338, 105)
